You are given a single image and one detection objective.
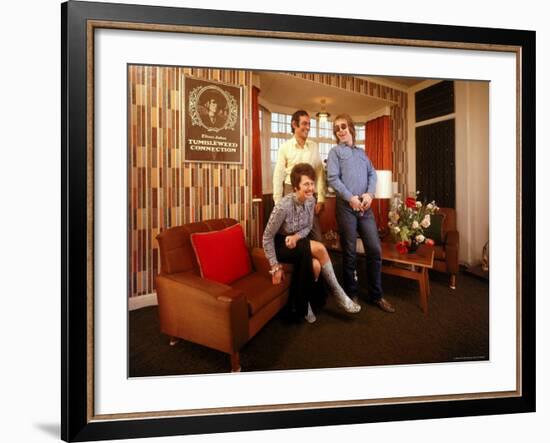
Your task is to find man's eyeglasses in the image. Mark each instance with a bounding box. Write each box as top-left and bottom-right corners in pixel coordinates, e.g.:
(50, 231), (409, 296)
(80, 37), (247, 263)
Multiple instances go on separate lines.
(333, 123), (348, 131)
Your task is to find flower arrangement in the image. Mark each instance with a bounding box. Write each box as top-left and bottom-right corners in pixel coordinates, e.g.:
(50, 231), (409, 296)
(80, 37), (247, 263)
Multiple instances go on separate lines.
(388, 192), (439, 254)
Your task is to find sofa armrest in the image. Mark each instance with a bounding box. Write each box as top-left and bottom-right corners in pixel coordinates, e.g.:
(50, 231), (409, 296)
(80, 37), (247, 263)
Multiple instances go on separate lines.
(250, 247), (271, 276)
(444, 230), (459, 274)
(250, 247), (294, 276)
(155, 273), (249, 354)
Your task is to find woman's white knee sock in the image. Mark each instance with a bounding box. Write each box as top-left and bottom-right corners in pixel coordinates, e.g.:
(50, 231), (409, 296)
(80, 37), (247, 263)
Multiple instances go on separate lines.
(304, 302), (316, 323)
(321, 261), (361, 313)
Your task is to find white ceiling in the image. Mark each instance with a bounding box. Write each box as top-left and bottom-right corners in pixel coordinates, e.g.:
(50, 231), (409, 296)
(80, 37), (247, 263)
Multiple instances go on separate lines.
(257, 72), (393, 121)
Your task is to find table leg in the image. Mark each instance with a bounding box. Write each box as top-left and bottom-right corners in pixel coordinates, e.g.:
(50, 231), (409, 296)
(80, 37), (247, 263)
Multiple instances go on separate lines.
(418, 268), (428, 315)
(425, 269), (431, 300)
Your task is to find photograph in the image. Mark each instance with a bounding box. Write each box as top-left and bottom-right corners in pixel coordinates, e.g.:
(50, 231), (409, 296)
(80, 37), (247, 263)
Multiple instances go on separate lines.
(127, 66), (490, 376)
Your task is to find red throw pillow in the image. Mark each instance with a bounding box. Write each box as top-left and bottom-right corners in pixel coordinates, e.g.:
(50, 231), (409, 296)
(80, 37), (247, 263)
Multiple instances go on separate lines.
(190, 224), (252, 285)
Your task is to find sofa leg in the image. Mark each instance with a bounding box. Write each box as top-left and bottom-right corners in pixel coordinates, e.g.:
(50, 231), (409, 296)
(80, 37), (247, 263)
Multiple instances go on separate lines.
(169, 337), (180, 346)
(450, 274), (456, 290)
(230, 352), (241, 372)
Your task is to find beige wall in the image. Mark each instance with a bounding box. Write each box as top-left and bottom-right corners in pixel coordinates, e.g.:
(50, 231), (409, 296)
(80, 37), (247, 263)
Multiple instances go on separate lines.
(455, 81), (490, 265)
(407, 80), (489, 265)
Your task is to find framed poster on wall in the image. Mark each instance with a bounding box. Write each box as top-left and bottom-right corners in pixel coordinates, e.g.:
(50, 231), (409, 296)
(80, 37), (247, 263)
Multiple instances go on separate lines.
(183, 75), (243, 164)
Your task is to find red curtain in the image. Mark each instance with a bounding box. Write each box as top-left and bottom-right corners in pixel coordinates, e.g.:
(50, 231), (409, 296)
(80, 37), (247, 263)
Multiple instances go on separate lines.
(251, 86), (263, 237)
(252, 86), (262, 198)
(365, 115), (392, 229)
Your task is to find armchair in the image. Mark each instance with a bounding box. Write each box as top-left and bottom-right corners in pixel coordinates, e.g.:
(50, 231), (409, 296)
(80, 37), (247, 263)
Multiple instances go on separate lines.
(431, 207), (460, 289)
(155, 218), (290, 372)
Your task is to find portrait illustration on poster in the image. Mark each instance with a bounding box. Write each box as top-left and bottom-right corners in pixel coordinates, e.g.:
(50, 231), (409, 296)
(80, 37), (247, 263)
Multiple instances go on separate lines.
(185, 76), (242, 163)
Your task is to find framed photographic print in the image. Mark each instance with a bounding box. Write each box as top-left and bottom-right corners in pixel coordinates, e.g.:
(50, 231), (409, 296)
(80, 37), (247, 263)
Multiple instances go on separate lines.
(62, 0), (535, 441)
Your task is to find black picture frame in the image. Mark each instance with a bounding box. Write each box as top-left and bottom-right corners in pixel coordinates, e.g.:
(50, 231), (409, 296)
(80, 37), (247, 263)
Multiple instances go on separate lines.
(61, 1), (536, 441)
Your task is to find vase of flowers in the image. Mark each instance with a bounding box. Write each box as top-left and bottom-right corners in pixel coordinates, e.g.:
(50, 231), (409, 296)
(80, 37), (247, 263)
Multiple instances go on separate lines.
(408, 237), (420, 253)
(388, 192), (439, 254)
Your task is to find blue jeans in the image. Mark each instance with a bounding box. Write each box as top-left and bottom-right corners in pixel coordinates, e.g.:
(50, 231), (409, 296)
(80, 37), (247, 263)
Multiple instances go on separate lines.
(335, 198), (383, 300)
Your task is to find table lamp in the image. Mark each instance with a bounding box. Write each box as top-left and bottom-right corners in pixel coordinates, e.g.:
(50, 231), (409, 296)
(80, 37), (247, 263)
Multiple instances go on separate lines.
(375, 170), (393, 235)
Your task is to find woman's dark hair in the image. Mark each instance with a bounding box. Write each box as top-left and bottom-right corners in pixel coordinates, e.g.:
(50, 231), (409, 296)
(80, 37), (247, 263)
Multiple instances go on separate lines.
(290, 110), (309, 134)
(290, 163), (316, 190)
(333, 113), (356, 145)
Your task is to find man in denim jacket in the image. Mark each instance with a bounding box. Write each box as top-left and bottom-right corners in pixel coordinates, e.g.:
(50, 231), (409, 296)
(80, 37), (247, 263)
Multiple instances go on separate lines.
(327, 114), (395, 313)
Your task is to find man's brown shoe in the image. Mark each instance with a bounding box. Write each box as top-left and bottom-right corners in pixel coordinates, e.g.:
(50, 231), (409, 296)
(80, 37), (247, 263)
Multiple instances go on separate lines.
(374, 297), (395, 313)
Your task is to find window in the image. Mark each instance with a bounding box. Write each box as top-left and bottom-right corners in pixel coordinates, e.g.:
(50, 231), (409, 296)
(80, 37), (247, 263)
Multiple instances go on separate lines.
(269, 112), (292, 165)
(270, 112), (291, 135)
(267, 112), (367, 166)
(270, 137), (289, 164)
(355, 124), (366, 151)
(266, 112), (366, 173)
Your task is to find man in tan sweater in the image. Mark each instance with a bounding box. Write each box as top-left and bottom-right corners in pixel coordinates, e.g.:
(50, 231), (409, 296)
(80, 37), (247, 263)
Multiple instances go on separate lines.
(272, 110), (326, 241)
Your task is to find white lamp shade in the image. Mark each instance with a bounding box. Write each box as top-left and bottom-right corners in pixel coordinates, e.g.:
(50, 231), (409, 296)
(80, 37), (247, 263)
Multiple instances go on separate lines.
(375, 170), (393, 199)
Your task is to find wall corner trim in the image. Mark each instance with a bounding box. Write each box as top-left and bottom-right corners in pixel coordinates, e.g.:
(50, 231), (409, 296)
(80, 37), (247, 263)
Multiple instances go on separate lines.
(129, 292), (158, 311)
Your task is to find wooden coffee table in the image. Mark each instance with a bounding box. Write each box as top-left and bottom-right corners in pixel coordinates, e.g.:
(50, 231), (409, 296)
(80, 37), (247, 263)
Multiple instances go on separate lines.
(381, 242), (435, 314)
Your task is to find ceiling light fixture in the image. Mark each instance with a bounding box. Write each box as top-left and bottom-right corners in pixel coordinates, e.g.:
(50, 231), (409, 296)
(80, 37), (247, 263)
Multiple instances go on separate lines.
(315, 99), (331, 124)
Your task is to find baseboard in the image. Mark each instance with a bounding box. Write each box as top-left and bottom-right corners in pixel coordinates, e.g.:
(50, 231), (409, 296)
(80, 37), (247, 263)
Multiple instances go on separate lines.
(129, 292), (158, 311)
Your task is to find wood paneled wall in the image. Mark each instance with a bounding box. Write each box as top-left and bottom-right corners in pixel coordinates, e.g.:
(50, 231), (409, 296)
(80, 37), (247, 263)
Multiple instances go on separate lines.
(128, 66), (253, 298)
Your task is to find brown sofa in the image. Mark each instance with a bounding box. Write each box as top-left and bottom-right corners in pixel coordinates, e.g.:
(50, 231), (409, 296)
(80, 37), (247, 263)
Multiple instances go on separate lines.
(155, 218), (290, 372)
(431, 207), (460, 289)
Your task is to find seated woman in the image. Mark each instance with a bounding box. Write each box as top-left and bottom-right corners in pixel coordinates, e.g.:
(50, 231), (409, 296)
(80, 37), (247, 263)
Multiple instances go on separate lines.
(263, 163), (360, 323)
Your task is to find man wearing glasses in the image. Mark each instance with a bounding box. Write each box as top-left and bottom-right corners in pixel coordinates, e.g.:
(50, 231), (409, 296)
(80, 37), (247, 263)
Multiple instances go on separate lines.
(327, 113), (396, 314)
(273, 110), (326, 241)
